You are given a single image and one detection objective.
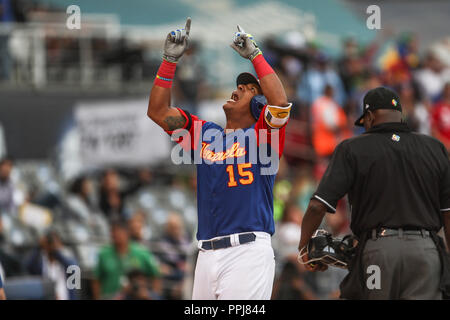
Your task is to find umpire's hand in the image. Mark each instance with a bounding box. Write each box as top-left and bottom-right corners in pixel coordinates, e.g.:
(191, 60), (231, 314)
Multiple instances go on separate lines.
(163, 17), (191, 63)
(298, 248), (329, 272)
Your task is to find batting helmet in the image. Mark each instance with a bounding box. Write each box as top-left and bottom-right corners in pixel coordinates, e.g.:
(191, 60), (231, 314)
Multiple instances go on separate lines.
(236, 72), (267, 120)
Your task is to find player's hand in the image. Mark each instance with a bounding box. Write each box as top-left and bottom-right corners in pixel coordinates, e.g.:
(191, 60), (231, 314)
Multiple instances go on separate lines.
(230, 25), (262, 61)
(163, 17), (191, 63)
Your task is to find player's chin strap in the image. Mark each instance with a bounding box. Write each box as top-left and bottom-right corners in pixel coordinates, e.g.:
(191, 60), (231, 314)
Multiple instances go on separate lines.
(264, 103), (292, 129)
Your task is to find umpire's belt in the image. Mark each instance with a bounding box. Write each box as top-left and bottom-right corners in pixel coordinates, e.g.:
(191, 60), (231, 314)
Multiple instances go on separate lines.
(200, 233), (256, 250)
(371, 227), (430, 239)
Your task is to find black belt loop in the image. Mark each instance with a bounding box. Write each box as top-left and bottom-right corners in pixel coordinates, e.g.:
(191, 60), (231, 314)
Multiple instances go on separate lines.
(371, 229), (377, 241)
(421, 229), (426, 238)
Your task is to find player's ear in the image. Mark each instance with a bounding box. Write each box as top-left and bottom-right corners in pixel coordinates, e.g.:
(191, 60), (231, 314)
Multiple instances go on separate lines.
(364, 110), (375, 129)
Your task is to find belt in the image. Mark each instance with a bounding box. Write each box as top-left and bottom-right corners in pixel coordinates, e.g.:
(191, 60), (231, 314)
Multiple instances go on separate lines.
(201, 233), (256, 250)
(371, 227), (430, 239)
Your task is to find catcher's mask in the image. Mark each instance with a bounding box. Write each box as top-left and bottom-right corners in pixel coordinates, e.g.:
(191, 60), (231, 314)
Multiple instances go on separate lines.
(298, 229), (356, 269)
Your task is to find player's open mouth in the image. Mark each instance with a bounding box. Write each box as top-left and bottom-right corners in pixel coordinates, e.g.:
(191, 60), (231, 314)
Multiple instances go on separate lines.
(227, 93), (239, 104)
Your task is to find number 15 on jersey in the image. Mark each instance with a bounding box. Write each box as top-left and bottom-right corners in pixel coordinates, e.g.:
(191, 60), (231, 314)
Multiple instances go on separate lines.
(226, 163), (254, 187)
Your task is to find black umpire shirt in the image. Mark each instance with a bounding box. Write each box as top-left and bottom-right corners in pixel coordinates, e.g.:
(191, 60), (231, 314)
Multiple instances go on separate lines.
(313, 122), (450, 238)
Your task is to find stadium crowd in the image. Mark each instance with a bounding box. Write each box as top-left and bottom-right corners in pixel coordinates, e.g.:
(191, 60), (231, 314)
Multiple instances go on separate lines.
(1, 0), (450, 300)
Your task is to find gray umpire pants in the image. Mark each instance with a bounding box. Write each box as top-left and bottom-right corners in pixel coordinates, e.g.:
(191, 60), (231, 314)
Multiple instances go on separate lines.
(361, 233), (442, 300)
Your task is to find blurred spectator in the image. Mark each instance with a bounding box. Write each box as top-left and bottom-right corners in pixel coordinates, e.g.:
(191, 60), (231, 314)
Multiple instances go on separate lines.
(0, 0), (21, 81)
(0, 266), (5, 300)
(297, 52), (346, 107)
(8, 27), (31, 83)
(431, 82), (450, 151)
(395, 33), (420, 74)
(272, 158), (292, 221)
(0, 156), (24, 276)
(415, 50), (450, 102)
(272, 203), (316, 300)
(128, 210), (153, 252)
(311, 85), (351, 159)
(128, 210), (147, 244)
(0, 32), (11, 81)
(66, 176), (99, 222)
(98, 169), (151, 220)
(1, 0), (29, 22)
(279, 55), (303, 99)
(379, 33), (420, 87)
(115, 269), (161, 300)
(0, 157), (15, 214)
(153, 213), (190, 300)
(91, 219), (160, 300)
(0, 230), (23, 277)
(338, 37), (368, 97)
(65, 176), (110, 241)
(292, 167), (316, 213)
(273, 203), (303, 266)
(23, 230), (78, 300)
(397, 82), (430, 135)
(0, 0), (14, 22)
(173, 41), (206, 114)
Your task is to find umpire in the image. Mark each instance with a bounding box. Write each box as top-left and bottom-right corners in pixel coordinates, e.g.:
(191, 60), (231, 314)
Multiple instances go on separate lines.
(298, 87), (450, 299)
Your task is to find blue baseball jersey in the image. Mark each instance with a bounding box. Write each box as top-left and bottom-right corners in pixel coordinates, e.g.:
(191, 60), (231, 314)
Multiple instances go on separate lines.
(166, 107), (287, 240)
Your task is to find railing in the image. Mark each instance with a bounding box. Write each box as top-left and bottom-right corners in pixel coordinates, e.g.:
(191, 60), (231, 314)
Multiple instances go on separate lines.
(0, 13), (161, 90)
(0, 6), (317, 91)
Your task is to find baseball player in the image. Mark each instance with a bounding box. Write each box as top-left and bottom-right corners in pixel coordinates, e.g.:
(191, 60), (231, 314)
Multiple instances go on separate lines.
(147, 18), (291, 299)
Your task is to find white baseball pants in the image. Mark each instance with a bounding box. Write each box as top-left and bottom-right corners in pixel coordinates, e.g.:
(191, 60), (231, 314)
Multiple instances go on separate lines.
(192, 232), (275, 300)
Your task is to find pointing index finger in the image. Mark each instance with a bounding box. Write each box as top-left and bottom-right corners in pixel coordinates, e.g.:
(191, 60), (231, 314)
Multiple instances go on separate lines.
(185, 17), (191, 36)
(237, 25), (245, 33)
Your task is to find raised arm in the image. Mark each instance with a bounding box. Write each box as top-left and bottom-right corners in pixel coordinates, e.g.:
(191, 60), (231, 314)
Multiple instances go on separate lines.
(256, 67), (289, 107)
(230, 25), (288, 107)
(230, 26), (291, 129)
(148, 83), (186, 131)
(147, 18), (191, 132)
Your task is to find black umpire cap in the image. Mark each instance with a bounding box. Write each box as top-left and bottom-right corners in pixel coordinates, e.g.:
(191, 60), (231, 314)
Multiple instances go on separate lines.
(355, 87), (402, 126)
